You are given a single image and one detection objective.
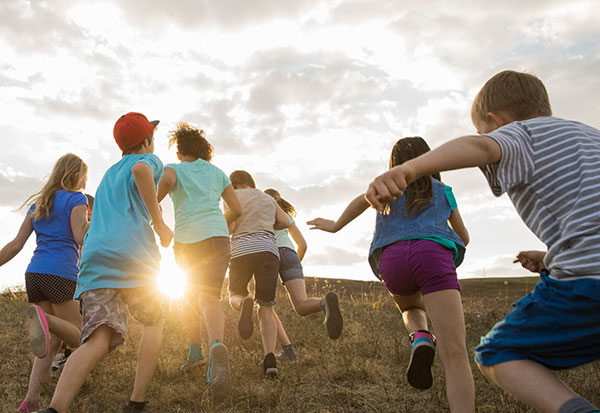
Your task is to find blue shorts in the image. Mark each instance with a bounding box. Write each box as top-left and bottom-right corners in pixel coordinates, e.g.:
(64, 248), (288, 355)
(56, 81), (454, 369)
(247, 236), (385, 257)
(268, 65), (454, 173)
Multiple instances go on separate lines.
(278, 247), (304, 283)
(475, 272), (600, 370)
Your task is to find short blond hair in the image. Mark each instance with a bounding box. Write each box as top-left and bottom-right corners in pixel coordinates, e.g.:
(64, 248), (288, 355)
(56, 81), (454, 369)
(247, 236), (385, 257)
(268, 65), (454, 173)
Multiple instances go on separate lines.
(471, 70), (552, 124)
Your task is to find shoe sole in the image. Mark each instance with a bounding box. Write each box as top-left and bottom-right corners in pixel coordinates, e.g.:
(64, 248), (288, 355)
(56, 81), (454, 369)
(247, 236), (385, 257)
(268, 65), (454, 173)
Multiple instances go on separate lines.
(406, 342), (435, 390)
(208, 343), (231, 398)
(238, 297), (254, 340)
(324, 292), (343, 340)
(265, 367), (278, 378)
(27, 305), (50, 358)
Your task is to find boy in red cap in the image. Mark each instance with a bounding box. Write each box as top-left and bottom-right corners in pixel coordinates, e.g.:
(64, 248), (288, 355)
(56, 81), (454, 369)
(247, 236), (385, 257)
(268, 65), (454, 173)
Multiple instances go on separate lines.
(36, 112), (173, 413)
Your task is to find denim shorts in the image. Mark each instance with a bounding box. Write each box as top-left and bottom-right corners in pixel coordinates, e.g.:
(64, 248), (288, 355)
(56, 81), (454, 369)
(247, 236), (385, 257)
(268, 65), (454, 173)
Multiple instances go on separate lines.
(228, 251), (279, 306)
(475, 272), (600, 370)
(378, 239), (460, 296)
(278, 247), (304, 283)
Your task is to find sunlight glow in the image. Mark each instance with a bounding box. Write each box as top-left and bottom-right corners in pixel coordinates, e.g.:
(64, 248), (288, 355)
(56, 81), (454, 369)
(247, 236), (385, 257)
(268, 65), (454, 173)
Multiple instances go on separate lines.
(156, 249), (186, 299)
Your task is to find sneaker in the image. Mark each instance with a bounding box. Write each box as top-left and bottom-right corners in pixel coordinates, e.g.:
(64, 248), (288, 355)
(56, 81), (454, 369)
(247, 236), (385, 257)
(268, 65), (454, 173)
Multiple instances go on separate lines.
(32, 409), (58, 413)
(263, 352), (278, 378)
(122, 401), (152, 412)
(406, 331), (436, 390)
(50, 349), (70, 377)
(27, 305), (50, 358)
(180, 343), (206, 372)
(206, 340), (231, 398)
(322, 292), (343, 340)
(238, 296), (254, 340)
(18, 401), (39, 413)
(276, 344), (299, 362)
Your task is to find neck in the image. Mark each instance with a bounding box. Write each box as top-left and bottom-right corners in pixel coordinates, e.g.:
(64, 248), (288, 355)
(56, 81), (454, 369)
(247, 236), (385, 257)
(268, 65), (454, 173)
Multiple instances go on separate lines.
(180, 155), (200, 162)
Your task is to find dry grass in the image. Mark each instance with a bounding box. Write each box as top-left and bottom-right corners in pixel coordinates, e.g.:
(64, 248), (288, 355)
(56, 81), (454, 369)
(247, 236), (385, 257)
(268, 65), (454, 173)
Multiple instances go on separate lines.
(1, 277), (598, 412)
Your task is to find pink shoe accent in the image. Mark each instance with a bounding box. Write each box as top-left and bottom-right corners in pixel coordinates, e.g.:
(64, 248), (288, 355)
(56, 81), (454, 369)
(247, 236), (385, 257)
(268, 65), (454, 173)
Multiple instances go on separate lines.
(413, 331), (435, 342)
(27, 304), (50, 358)
(18, 401), (39, 413)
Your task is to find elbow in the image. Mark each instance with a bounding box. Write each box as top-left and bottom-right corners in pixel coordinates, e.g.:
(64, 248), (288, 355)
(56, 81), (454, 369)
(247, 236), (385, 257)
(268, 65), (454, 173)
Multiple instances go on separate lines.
(462, 234), (470, 246)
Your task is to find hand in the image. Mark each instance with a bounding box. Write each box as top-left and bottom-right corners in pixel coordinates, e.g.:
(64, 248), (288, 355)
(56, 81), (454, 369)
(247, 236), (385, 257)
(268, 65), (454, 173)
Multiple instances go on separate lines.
(306, 218), (338, 233)
(365, 165), (411, 212)
(152, 221), (173, 248)
(513, 250), (546, 273)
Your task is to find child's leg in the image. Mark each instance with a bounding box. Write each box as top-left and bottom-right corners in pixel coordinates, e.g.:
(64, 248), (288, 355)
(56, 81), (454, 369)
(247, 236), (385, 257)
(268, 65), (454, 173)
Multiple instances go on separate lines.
(257, 305), (277, 355)
(273, 310), (291, 346)
(46, 300), (82, 348)
(199, 293), (225, 344)
(423, 289), (474, 413)
(391, 291), (428, 332)
(283, 279), (322, 316)
(49, 324), (112, 412)
(130, 321), (164, 403)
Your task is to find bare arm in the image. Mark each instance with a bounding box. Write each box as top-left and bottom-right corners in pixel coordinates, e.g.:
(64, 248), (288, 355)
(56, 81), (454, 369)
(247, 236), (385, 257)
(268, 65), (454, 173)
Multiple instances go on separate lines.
(288, 222), (307, 261)
(513, 250), (546, 273)
(222, 184), (242, 224)
(366, 135), (502, 211)
(157, 166), (176, 203)
(274, 204), (291, 230)
(132, 162), (173, 247)
(448, 207), (469, 246)
(70, 204), (90, 245)
(307, 194), (370, 233)
(0, 214), (34, 266)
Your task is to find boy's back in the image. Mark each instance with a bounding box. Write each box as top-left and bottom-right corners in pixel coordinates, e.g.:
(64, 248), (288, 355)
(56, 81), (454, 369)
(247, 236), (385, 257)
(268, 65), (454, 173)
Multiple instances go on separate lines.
(77, 153), (163, 297)
(480, 116), (600, 279)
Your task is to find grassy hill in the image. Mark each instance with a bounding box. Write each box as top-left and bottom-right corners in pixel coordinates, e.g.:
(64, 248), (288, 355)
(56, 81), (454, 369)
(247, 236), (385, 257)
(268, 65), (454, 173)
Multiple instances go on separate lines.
(1, 276), (598, 412)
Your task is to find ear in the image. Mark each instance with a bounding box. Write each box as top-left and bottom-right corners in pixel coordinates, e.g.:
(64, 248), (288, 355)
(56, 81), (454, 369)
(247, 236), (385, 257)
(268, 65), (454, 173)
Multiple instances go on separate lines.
(176, 152), (182, 161)
(487, 111), (511, 128)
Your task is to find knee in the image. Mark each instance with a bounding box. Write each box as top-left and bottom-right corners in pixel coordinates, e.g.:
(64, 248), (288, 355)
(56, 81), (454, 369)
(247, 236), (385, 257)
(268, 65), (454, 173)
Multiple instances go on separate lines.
(437, 341), (469, 365)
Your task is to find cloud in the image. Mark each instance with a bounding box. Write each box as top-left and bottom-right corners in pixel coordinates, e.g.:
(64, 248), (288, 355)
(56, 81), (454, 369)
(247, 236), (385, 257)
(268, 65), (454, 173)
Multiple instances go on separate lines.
(0, 169), (42, 207)
(303, 245), (364, 266)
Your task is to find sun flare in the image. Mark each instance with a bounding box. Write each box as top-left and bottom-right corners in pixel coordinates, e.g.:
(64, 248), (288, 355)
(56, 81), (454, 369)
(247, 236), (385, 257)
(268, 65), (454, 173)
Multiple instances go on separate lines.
(157, 250), (186, 299)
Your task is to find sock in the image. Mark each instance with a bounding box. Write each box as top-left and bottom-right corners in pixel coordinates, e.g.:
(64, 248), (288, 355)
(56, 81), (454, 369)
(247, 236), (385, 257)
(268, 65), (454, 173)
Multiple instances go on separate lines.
(558, 397), (599, 413)
(128, 400), (147, 411)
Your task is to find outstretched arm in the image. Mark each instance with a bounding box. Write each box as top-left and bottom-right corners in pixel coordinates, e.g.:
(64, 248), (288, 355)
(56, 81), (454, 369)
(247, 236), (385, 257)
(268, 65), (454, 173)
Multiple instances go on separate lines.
(157, 166), (176, 203)
(0, 214), (34, 266)
(132, 162), (173, 248)
(288, 222), (307, 261)
(222, 184), (242, 224)
(366, 135), (501, 211)
(307, 194), (370, 233)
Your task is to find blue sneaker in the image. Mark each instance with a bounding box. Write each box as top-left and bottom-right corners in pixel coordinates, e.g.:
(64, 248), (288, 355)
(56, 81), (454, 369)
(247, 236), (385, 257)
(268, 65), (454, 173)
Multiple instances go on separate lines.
(406, 331), (436, 390)
(206, 340), (231, 398)
(180, 343), (206, 372)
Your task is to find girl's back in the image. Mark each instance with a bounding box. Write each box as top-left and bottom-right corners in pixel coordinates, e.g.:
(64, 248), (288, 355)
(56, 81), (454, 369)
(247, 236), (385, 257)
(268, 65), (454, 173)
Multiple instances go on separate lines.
(233, 188), (277, 236)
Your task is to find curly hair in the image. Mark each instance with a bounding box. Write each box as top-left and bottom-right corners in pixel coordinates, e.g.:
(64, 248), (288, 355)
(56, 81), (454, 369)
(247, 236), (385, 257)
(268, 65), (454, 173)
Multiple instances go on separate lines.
(168, 122), (213, 161)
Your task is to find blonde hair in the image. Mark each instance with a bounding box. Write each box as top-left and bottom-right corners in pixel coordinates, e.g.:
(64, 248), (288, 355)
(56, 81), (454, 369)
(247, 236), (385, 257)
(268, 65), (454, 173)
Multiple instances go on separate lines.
(22, 153), (88, 221)
(471, 70), (552, 125)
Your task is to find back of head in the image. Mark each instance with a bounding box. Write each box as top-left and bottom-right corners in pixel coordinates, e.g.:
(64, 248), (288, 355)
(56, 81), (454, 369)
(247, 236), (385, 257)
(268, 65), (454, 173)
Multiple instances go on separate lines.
(168, 122), (213, 161)
(230, 170), (256, 189)
(24, 153), (88, 221)
(389, 137), (440, 217)
(265, 188), (296, 217)
(113, 112), (159, 155)
(471, 70), (552, 125)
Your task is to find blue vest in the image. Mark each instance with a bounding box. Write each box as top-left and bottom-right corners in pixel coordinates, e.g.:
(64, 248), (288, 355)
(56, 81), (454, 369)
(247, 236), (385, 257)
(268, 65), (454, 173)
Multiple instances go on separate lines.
(368, 179), (465, 279)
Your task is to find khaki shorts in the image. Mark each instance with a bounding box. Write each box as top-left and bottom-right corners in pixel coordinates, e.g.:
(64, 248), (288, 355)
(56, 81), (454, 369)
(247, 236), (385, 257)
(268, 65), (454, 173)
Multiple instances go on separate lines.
(79, 287), (164, 352)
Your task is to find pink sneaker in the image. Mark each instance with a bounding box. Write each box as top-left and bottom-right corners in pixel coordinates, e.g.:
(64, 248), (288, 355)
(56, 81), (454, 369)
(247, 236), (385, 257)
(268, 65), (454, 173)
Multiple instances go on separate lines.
(18, 401), (39, 413)
(27, 304), (50, 358)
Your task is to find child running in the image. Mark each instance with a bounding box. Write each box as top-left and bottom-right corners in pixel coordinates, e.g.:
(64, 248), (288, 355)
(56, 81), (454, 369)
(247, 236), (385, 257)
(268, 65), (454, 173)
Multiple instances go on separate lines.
(308, 137), (474, 412)
(264, 188), (343, 363)
(157, 122), (242, 396)
(226, 171), (289, 377)
(0, 153), (89, 413)
(366, 70), (600, 413)
(34, 112), (173, 413)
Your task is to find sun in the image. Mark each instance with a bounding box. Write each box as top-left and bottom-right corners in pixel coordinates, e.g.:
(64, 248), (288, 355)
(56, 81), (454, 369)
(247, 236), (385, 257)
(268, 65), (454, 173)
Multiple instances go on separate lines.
(156, 248), (186, 299)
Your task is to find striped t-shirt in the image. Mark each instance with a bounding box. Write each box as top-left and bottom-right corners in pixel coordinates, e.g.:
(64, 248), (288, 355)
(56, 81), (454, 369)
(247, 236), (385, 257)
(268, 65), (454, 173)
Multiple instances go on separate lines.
(480, 116), (600, 280)
(230, 230), (280, 260)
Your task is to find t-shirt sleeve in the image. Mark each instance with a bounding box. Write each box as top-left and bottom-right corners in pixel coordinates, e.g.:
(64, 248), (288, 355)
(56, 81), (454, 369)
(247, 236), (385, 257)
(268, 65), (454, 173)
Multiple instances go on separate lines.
(138, 154), (164, 183)
(288, 214), (295, 224)
(219, 167), (231, 193)
(67, 191), (88, 212)
(443, 185), (457, 212)
(479, 122), (535, 197)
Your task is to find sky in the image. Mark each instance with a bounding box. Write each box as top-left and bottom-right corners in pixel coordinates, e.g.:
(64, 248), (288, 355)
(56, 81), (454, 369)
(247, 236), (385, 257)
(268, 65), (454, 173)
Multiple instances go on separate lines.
(1, 0), (599, 289)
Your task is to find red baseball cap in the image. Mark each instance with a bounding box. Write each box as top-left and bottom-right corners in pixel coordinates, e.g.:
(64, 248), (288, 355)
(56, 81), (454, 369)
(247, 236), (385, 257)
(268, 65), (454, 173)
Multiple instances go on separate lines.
(113, 112), (160, 150)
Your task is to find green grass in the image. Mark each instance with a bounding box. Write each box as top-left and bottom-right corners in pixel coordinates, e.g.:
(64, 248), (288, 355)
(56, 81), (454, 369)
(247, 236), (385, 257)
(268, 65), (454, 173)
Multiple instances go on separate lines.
(1, 277), (598, 412)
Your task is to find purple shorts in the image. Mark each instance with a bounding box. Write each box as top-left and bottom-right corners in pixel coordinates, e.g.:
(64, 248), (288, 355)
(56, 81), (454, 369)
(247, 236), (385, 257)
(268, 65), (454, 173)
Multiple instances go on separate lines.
(379, 239), (460, 296)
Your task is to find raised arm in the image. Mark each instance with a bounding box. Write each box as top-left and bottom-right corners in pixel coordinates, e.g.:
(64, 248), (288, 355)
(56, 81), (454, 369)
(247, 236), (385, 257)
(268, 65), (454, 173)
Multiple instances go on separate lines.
(132, 162), (173, 247)
(221, 184), (242, 224)
(70, 204), (90, 245)
(448, 208), (469, 246)
(157, 166), (176, 203)
(366, 135), (501, 211)
(0, 214), (34, 266)
(307, 194), (370, 233)
(288, 222), (307, 261)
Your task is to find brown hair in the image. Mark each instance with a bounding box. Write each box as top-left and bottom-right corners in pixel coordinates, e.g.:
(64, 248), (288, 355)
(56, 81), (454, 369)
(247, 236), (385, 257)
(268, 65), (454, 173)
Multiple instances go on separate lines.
(168, 122), (213, 161)
(122, 133), (154, 156)
(229, 170), (256, 189)
(22, 153), (88, 221)
(471, 70), (552, 125)
(389, 137), (440, 217)
(264, 188), (296, 217)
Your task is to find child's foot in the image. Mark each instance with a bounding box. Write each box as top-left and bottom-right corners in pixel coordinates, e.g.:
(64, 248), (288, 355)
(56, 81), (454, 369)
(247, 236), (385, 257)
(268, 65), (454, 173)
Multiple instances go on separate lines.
(50, 348), (71, 377)
(263, 352), (278, 378)
(406, 330), (436, 390)
(122, 400), (152, 412)
(206, 340), (231, 398)
(27, 304), (50, 358)
(322, 292), (343, 340)
(18, 401), (39, 413)
(180, 343), (206, 372)
(238, 296), (254, 340)
(276, 343), (299, 362)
